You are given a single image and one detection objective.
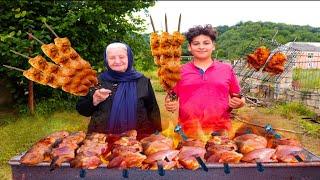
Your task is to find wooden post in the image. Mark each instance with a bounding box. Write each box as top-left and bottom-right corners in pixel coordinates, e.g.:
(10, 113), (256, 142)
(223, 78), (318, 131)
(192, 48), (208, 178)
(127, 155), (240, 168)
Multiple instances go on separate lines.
(28, 31), (35, 115)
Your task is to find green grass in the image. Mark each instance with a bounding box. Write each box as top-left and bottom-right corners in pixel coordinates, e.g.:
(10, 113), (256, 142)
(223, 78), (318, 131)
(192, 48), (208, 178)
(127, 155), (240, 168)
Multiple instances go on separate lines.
(263, 101), (317, 119)
(0, 111), (88, 180)
(293, 68), (320, 90)
(247, 101), (320, 138)
(141, 70), (165, 92)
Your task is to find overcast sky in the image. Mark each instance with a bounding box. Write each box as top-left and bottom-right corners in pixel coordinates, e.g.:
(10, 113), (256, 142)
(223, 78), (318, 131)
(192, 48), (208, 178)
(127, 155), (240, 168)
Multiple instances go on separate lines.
(138, 1), (320, 33)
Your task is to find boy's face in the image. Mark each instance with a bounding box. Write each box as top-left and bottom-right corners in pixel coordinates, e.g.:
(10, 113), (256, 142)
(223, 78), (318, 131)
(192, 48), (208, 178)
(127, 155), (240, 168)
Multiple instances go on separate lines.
(188, 35), (215, 60)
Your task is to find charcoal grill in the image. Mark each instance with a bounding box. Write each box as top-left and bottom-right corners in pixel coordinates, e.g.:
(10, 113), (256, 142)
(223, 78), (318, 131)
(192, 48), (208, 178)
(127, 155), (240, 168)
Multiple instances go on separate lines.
(9, 149), (320, 180)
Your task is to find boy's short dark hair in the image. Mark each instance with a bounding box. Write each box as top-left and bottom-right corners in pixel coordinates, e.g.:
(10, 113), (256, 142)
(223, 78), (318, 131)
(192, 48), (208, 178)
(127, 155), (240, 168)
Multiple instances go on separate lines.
(185, 24), (218, 44)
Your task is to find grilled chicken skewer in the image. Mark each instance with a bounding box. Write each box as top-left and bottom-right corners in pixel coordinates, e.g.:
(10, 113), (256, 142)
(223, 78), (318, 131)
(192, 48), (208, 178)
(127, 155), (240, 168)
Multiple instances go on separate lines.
(50, 131), (86, 170)
(20, 131), (69, 165)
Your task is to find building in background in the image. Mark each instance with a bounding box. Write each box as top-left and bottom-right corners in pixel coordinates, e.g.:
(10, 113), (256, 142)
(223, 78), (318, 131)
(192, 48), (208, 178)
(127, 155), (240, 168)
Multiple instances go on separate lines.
(287, 42), (320, 69)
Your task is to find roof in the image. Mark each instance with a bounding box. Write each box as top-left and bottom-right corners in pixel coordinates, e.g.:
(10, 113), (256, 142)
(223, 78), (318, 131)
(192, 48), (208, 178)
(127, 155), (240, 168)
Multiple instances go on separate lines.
(285, 42), (320, 52)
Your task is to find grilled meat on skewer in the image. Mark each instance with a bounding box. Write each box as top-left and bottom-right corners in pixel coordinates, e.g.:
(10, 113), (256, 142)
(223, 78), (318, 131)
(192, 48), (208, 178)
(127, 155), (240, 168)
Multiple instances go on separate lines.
(275, 145), (305, 163)
(233, 134), (267, 154)
(71, 133), (108, 169)
(241, 148), (277, 163)
(20, 131), (69, 165)
(50, 131), (86, 168)
(205, 135), (242, 163)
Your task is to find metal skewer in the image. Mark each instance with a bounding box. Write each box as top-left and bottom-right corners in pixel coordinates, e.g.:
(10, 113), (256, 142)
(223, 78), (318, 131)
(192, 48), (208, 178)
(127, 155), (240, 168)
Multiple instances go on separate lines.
(44, 21), (59, 38)
(165, 13), (168, 32)
(10, 50), (30, 59)
(3, 65), (25, 72)
(174, 125), (208, 172)
(149, 15), (156, 33)
(178, 13), (181, 32)
(27, 32), (45, 45)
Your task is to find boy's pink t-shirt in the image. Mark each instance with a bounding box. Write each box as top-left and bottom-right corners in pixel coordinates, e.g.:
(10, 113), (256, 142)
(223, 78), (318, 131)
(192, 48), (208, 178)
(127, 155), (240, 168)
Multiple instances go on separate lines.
(174, 60), (241, 135)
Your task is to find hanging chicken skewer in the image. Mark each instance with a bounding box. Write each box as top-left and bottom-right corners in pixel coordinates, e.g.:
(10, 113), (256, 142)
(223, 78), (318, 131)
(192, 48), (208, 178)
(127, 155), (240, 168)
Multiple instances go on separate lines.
(4, 62), (95, 96)
(246, 46), (287, 75)
(150, 14), (185, 100)
(42, 22), (92, 70)
(5, 22), (99, 96)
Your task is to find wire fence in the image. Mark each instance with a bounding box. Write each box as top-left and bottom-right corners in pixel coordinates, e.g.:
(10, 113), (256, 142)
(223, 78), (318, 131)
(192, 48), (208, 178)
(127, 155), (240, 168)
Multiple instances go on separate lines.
(181, 39), (320, 109)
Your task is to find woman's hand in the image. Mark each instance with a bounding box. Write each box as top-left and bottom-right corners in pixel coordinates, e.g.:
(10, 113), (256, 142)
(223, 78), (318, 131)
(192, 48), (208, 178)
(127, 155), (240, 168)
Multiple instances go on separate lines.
(164, 94), (179, 113)
(93, 88), (112, 106)
(229, 93), (245, 109)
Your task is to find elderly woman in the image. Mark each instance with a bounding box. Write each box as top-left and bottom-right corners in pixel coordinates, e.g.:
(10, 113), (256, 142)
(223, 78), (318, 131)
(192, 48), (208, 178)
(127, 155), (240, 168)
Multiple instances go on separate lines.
(76, 42), (161, 138)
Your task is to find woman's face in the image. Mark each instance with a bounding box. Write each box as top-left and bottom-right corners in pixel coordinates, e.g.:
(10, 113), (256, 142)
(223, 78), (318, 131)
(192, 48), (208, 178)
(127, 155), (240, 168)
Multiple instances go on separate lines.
(107, 47), (128, 72)
(188, 35), (215, 60)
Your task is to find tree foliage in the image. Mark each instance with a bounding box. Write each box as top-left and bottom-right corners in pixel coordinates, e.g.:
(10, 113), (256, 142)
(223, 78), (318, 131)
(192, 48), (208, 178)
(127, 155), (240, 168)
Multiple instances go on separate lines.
(0, 0), (155, 105)
(214, 21), (320, 60)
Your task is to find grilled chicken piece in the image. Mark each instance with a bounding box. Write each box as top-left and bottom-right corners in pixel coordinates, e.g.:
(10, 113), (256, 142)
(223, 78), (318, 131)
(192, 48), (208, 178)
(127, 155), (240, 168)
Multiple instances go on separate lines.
(28, 55), (59, 74)
(50, 131), (86, 168)
(20, 131), (69, 165)
(84, 132), (107, 143)
(143, 149), (179, 170)
(140, 134), (174, 155)
(71, 133), (108, 169)
(269, 138), (301, 148)
(233, 134), (267, 154)
(177, 139), (206, 149)
(207, 150), (243, 163)
(111, 137), (143, 157)
(144, 149), (180, 164)
(147, 160), (178, 170)
(70, 153), (102, 169)
(54, 37), (72, 53)
(205, 135), (242, 163)
(178, 146), (206, 170)
(107, 130), (146, 169)
(108, 152), (147, 169)
(275, 145), (305, 163)
(247, 46), (270, 71)
(144, 141), (173, 156)
(206, 136), (238, 151)
(77, 141), (108, 156)
(241, 148), (277, 163)
(264, 52), (287, 74)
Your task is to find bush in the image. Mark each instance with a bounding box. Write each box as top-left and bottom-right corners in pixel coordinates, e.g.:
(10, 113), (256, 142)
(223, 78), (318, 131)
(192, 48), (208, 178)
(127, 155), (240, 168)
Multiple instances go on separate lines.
(17, 95), (78, 116)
